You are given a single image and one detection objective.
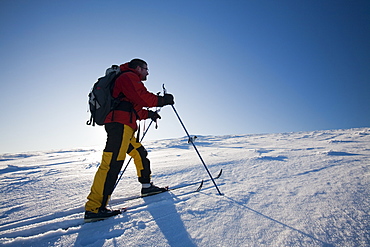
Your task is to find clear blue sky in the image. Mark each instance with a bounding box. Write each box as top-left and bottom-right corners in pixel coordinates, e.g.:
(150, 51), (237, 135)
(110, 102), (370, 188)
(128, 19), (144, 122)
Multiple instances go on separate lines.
(1, 0), (369, 153)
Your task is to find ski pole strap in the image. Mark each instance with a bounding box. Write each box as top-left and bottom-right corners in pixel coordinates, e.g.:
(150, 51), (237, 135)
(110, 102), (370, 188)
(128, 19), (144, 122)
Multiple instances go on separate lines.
(136, 122), (141, 143)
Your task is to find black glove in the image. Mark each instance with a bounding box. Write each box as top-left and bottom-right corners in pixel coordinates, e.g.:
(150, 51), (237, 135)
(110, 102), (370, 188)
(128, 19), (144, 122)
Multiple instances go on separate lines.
(148, 111), (161, 121)
(158, 94), (174, 106)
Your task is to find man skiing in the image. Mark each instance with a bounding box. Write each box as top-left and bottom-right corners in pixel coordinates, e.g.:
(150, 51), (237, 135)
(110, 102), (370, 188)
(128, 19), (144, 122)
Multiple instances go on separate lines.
(85, 58), (175, 222)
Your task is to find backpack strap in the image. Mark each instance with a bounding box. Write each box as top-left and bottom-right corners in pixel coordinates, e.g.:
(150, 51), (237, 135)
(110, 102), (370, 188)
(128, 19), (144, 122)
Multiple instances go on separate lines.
(86, 114), (94, 126)
(110, 70), (140, 123)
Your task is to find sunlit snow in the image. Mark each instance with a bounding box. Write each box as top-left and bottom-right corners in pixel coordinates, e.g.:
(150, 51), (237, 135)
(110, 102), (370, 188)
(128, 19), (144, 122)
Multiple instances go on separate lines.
(0, 128), (369, 246)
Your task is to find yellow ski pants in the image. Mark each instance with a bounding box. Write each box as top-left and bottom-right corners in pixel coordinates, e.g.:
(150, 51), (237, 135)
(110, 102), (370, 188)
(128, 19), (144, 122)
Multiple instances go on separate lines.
(85, 123), (151, 213)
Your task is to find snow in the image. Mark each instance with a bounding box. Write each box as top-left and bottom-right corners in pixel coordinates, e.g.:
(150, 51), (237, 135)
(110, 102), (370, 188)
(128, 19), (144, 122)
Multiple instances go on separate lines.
(0, 128), (369, 247)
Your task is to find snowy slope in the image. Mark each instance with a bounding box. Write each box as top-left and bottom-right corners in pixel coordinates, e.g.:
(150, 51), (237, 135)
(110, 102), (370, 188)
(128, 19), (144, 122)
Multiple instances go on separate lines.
(0, 128), (369, 247)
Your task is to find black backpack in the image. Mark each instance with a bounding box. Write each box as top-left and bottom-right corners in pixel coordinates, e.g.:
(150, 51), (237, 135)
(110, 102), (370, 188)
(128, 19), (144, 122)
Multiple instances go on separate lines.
(86, 65), (125, 126)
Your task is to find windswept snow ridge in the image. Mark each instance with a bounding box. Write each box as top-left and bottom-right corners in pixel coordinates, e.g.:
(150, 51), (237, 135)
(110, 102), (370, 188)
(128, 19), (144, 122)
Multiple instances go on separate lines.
(0, 128), (369, 246)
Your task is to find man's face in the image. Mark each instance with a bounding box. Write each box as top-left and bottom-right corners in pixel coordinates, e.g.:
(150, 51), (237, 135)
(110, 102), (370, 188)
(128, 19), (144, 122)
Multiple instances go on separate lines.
(137, 65), (149, 81)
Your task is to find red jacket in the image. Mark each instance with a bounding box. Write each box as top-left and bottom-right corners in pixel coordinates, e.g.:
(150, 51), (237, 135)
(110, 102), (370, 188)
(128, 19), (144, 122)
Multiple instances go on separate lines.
(104, 63), (159, 130)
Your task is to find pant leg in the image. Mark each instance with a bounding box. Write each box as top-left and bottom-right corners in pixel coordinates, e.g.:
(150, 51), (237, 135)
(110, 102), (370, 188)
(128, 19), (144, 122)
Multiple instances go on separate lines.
(127, 139), (152, 184)
(85, 123), (134, 213)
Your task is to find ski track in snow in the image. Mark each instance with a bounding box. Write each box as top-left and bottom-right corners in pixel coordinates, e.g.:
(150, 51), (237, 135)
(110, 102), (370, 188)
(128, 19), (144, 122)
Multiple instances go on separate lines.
(0, 128), (369, 246)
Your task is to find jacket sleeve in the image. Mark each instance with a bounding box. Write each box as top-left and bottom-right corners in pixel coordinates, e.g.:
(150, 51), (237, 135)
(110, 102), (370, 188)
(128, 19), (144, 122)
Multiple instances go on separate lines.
(136, 108), (149, 120)
(115, 73), (159, 107)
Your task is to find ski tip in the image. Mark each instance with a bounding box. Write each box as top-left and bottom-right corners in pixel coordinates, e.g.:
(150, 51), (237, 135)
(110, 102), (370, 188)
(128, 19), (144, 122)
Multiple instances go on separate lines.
(216, 169), (223, 179)
(196, 180), (204, 192)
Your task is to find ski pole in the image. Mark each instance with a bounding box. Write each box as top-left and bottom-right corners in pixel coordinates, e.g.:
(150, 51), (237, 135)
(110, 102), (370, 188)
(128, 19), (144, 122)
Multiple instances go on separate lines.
(114, 91), (162, 190)
(163, 84), (223, 195)
(113, 118), (155, 190)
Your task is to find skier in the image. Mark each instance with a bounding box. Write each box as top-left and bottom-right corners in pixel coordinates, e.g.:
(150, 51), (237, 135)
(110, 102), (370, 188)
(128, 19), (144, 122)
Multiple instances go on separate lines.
(85, 58), (175, 222)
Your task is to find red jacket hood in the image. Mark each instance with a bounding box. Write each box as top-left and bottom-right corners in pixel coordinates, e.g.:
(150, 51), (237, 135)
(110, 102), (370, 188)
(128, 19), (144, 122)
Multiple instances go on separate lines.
(120, 63), (141, 77)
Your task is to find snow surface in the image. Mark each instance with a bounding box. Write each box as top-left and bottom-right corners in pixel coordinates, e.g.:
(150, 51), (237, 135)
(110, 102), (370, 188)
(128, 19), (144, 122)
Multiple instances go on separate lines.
(0, 128), (369, 247)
